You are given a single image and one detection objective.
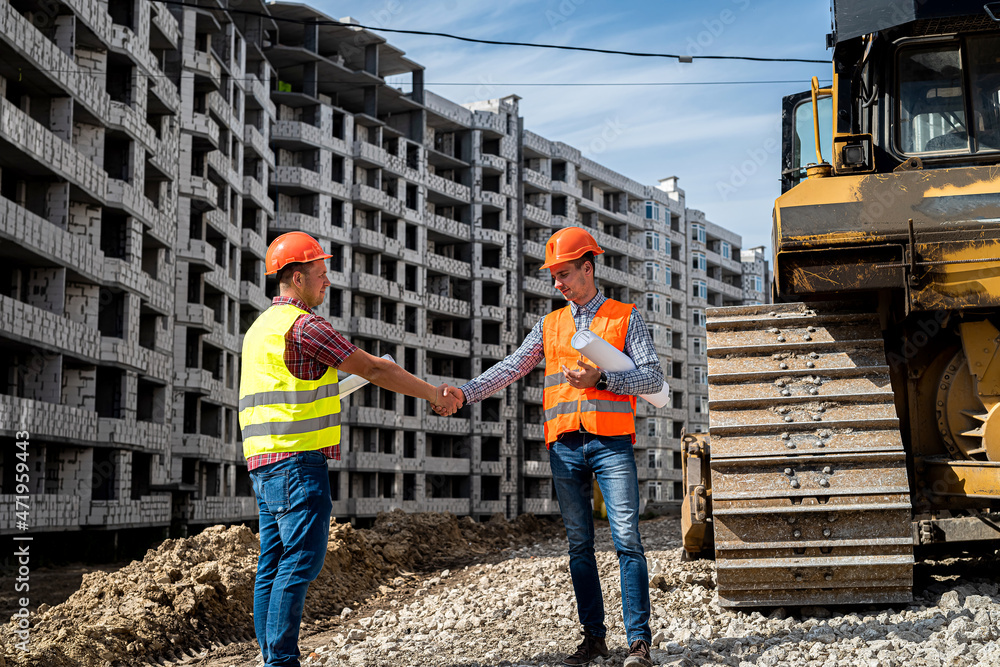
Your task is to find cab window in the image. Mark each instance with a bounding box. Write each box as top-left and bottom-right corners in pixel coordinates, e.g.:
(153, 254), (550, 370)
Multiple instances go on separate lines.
(792, 95), (833, 172)
(898, 36), (1000, 155)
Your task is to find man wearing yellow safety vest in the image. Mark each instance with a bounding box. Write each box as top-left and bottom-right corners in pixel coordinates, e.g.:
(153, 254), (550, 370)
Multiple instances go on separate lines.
(441, 227), (662, 667)
(240, 231), (462, 667)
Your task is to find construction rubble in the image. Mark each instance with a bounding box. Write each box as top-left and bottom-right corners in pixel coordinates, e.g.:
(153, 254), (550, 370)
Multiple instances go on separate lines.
(0, 511), (554, 667)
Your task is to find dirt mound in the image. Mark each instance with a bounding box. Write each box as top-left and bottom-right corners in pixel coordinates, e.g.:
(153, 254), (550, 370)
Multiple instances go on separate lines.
(0, 511), (556, 666)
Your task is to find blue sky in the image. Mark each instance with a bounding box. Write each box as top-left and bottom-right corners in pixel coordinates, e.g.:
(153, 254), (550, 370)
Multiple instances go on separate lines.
(308, 1), (833, 253)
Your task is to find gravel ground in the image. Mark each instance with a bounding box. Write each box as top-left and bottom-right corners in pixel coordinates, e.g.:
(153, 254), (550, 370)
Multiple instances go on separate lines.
(193, 516), (1000, 667)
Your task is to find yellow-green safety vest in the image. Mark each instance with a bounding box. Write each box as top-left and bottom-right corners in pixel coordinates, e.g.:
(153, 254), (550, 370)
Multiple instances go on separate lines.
(238, 303), (341, 459)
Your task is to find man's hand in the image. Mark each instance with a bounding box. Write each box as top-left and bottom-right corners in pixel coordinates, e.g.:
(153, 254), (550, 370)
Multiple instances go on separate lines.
(562, 359), (601, 389)
(432, 384), (464, 416)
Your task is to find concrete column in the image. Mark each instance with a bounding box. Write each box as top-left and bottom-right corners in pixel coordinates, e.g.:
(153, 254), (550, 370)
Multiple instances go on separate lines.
(364, 43), (378, 75)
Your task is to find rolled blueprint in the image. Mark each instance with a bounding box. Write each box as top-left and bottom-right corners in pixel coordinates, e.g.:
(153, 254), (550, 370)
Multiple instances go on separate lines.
(338, 354), (395, 399)
(570, 331), (670, 408)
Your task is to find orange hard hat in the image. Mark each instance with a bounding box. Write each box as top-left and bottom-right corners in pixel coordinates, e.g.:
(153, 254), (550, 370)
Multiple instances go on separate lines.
(540, 227), (604, 270)
(265, 231), (333, 275)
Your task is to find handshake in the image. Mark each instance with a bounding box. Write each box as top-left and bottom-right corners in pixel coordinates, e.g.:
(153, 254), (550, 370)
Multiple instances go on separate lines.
(431, 384), (465, 417)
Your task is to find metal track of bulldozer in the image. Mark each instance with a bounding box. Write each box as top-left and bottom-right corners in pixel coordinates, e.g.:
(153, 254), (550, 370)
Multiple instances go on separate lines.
(707, 302), (914, 607)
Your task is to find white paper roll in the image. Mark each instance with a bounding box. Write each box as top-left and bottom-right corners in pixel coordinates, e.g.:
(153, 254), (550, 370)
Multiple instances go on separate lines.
(570, 331), (670, 408)
(338, 354), (395, 399)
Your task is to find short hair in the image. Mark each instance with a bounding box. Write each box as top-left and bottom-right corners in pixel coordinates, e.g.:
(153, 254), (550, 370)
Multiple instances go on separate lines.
(572, 251), (596, 276)
(276, 261), (307, 287)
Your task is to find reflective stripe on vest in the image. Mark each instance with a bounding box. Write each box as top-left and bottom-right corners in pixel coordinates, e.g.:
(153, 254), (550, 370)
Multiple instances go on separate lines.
(541, 300), (637, 446)
(238, 304), (341, 459)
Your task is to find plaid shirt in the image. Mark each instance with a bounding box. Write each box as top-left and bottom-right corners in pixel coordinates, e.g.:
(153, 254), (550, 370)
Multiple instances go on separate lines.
(245, 296), (357, 471)
(460, 292), (664, 404)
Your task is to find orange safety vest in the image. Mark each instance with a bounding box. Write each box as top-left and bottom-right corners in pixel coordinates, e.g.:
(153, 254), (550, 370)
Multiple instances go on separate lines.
(542, 299), (637, 446)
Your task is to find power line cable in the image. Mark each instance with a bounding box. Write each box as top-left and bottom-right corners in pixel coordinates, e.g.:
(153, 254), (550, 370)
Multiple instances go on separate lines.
(10, 66), (830, 88)
(161, 0), (828, 64)
(415, 80), (831, 87)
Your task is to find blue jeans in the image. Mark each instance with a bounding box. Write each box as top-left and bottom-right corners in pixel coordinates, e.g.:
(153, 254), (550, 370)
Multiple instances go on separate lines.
(249, 451), (333, 667)
(549, 432), (651, 646)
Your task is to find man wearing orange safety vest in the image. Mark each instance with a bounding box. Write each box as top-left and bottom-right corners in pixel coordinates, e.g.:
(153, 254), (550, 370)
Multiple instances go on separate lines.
(443, 228), (663, 667)
(240, 232), (461, 667)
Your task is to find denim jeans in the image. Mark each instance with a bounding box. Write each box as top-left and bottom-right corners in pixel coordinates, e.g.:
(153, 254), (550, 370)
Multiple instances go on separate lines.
(249, 451), (333, 667)
(549, 432), (651, 646)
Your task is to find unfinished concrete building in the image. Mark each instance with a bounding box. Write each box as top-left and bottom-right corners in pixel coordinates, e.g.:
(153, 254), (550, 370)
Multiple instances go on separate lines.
(0, 0), (181, 535)
(0, 0), (764, 538)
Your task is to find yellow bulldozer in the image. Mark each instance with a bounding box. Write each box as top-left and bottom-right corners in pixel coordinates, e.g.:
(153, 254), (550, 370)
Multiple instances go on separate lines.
(681, 0), (1000, 607)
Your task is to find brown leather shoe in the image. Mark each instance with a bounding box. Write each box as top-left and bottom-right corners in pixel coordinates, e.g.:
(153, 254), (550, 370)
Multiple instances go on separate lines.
(623, 639), (653, 667)
(561, 631), (611, 666)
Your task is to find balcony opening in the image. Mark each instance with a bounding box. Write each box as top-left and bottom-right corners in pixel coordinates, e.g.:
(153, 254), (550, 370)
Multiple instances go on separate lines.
(482, 248), (500, 269)
(481, 397), (501, 423)
(672, 390), (684, 410)
(97, 288), (125, 338)
(379, 473), (394, 499)
(482, 437), (500, 462)
(106, 53), (134, 106)
(524, 477), (548, 499)
(141, 235), (160, 280)
(403, 473), (416, 501)
(201, 402), (221, 438)
(130, 452), (152, 500)
(332, 111), (345, 139)
(95, 367), (123, 418)
(483, 174), (500, 193)
(552, 196), (567, 217)
(482, 283), (500, 307)
(404, 305), (417, 333)
(482, 476), (500, 502)
(405, 183), (418, 210)
(139, 311), (158, 350)
(481, 137), (499, 156)
(380, 300), (396, 325)
(203, 343), (222, 381)
(109, 0), (136, 29)
(328, 288), (342, 318)
(183, 393), (198, 434)
(239, 255), (258, 285)
(405, 223), (418, 250)
(91, 448), (117, 500)
(482, 325), (500, 346)
(100, 210), (128, 258)
(329, 471), (340, 501)
(403, 431), (416, 458)
(104, 133), (133, 182)
(428, 474), (470, 499)
(205, 462), (220, 496)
